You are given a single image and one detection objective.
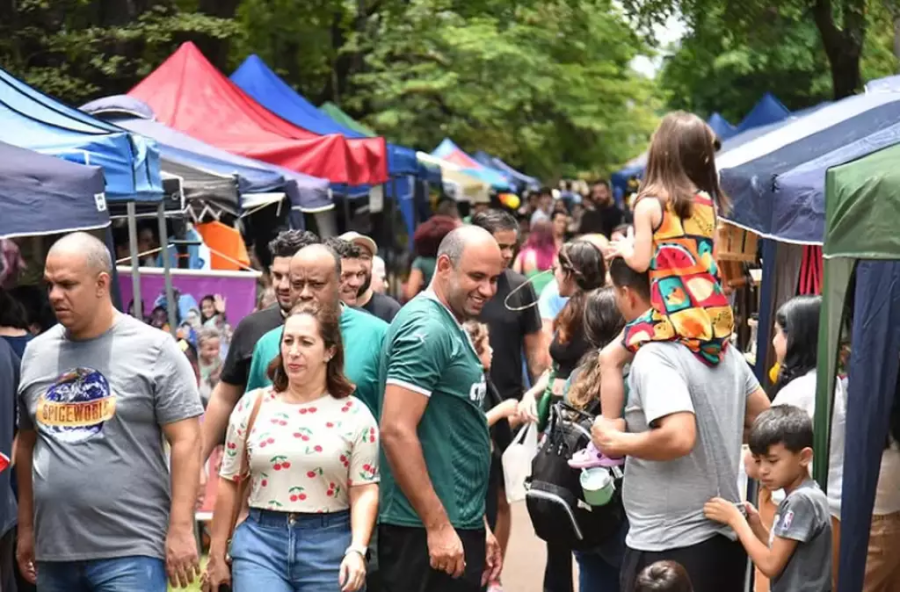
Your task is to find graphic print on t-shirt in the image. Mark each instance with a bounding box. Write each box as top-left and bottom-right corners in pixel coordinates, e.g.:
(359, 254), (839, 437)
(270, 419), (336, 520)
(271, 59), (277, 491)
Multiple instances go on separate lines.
(37, 367), (116, 443)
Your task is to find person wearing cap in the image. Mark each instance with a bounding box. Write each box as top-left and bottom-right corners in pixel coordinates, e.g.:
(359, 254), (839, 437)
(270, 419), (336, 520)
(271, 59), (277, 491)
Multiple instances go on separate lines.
(340, 232), (401, 324)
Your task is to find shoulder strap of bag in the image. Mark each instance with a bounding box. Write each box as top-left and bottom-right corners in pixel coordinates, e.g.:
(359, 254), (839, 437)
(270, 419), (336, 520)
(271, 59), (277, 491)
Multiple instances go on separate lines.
(229, 390), (265, 537)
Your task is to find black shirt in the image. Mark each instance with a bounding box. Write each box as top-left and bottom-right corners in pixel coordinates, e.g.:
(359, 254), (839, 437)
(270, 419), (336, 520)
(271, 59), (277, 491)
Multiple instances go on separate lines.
(361, 292), (402, 323)
(478, 269), (542, 401)
(220, 305), (284, 387)
(0, 339), (18, 536)
(578, 203), (626, 239)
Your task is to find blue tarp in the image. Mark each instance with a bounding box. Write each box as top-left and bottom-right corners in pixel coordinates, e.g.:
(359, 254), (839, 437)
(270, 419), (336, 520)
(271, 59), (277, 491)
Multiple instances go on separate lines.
(719, 93), (900, 244)
(0, 68), (162, 201)
(865, 74), (900, 94)
(0, 141), (109, 238)
(474, 151), (541, 192)
(80, 95), (333, 213)
(432, 138), (511, 190)
(707, 112), (737, 140)
(839, 260), (900, 592)
(231, 55), (420, 177)
(734, 92), (791, 133)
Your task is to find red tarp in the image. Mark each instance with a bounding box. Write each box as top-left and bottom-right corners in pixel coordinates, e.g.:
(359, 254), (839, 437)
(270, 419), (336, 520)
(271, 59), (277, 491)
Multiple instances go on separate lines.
(130, 42), (388, 185)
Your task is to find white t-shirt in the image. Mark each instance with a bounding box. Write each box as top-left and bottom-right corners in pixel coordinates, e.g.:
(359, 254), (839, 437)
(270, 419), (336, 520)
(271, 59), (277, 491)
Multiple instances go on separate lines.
(221, 389), (380, 513)
(770, 370), (845, 518)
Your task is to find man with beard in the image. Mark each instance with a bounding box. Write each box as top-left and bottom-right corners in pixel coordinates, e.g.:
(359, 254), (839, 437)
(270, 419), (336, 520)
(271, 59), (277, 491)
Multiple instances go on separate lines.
(245, 243), (388, 415)
(341, 232), (401, 323)
(378, 226), (505, 592)
(578, 180), (628, 239)
(200, 230), (319, 465)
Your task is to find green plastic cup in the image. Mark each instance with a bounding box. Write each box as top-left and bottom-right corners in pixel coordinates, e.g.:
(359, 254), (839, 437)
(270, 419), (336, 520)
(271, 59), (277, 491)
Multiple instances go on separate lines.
(580, 468), (615, 506)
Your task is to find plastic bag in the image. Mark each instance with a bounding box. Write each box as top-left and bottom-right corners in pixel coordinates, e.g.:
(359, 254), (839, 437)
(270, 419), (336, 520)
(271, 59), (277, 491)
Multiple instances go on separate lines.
(501, 423), (539, 503)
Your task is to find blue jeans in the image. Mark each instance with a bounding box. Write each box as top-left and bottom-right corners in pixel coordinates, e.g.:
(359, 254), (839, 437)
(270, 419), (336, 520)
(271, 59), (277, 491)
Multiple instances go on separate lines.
(231, 508), (354, 592)
(573, 520), (629, 592)
(36, 555), (166, 592)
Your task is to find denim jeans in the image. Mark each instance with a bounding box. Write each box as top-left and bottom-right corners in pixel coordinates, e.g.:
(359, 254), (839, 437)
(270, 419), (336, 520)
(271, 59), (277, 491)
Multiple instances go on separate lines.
(36, 555), (166, 592)
(231, 507), (354, 592)
(573, 520), (629, 592)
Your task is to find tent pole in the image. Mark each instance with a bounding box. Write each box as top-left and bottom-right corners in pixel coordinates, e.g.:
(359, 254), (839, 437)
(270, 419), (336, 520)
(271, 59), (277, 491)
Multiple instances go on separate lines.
(158, 202), (177, 337)
(342, 192), (351, 230)
(104, 226), (123, 311)
(389, 179), (398, 295)
(127, 202), (142, 321)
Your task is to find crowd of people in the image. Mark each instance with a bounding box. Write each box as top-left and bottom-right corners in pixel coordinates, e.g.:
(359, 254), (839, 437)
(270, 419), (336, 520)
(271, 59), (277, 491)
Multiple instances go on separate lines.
(1, 109), (900, 592)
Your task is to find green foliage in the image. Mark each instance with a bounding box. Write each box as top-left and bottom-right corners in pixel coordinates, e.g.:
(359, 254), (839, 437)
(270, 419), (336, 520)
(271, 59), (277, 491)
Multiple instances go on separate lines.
(656, 0), (898, 117)
(0, 2), (237, 104)
(351, 0), (661, 178)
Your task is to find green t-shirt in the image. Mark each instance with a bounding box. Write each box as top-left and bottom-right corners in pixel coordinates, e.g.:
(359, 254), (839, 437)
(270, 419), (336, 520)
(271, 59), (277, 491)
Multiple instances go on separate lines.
(378, 293), (491, 530)
(412, 256), (436, 286)
(246, 306), (388, 415)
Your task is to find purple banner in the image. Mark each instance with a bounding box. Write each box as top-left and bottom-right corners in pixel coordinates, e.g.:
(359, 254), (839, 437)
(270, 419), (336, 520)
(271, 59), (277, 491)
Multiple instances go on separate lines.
(117, 266), (260, 326)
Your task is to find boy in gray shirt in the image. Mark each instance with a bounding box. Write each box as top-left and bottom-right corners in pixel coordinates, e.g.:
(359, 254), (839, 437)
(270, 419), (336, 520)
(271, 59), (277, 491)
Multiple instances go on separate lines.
(704, 405), (832, 592)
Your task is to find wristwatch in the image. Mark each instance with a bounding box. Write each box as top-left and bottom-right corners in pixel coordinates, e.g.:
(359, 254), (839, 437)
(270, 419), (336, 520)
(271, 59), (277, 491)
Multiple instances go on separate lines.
(345, 544), (370, 561)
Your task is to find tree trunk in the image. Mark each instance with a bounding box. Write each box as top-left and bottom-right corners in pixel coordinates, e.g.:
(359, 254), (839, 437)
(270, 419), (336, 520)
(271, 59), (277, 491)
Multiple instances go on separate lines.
(811, 0), (866, 99)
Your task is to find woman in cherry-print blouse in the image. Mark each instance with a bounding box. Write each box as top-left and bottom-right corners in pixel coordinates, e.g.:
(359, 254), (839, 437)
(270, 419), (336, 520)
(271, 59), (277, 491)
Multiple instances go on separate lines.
(206, 307), (379, 592)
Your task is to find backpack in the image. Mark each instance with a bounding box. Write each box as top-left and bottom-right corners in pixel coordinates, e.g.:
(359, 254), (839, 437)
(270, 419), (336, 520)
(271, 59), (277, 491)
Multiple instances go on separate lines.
(525, 400), (625, 550)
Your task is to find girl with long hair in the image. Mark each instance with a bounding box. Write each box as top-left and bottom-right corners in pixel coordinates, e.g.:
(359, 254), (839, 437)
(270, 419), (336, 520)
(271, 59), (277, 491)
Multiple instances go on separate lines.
(205, 308), (379, 592)
(582, 111), (735, 468)
(404, 215), (460, 301)
(514, 219), (558, 296)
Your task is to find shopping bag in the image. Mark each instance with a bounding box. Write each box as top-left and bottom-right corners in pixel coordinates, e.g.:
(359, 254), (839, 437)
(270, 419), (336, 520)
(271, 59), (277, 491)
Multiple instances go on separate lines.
(501, 423), (539, 503)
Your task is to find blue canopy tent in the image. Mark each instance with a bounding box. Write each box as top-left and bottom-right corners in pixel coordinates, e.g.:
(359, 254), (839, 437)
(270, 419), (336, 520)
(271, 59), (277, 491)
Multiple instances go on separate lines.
(707, 112), (737, 140)
(80, 95), (333, 215)
(431, 139), (511, 191)
(0, 141), (108, 238)
(473, 151), (541, 193)
(717, 92), (900, 244)
(734, 92), (791, 134)
(0, 68), (162, 202)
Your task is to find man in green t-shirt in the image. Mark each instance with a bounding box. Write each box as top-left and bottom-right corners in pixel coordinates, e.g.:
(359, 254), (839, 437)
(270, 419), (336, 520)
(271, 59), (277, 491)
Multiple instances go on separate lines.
(378, 225), (505, 592)
(245, 243), (387, 415)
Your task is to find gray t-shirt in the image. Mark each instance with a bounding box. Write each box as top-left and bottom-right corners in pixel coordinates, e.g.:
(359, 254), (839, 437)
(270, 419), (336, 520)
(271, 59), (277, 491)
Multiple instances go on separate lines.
(623, 343), (760, 551)
(18, 315), (203, 561)
(770, 479), (832, 592)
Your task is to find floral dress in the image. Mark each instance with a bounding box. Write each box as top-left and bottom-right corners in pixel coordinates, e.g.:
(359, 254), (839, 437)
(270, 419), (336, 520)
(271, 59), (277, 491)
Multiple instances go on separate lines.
(623, 191), (734, 365)
(220, 389), (379, 512)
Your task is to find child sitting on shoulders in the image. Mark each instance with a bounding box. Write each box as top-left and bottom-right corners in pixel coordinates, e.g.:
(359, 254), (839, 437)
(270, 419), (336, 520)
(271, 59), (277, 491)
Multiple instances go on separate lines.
(704, 405), (832, 592)
(634, 560), (694, 592)
(571, 111), (734, 468)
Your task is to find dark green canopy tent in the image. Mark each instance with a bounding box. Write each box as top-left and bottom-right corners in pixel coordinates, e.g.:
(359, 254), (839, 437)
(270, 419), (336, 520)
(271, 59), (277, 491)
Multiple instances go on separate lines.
(816, 142), (900, 592)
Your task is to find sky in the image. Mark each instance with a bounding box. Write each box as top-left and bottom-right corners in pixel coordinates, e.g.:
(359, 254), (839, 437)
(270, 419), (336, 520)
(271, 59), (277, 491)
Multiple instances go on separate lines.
(630, 13), (687, 78)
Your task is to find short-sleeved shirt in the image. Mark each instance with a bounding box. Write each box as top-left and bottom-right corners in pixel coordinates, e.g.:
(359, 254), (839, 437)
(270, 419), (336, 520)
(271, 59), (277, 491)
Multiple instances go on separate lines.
(378, 292), (490, 530)
(361, 292), (402, 324)
(246, 306), (388, 416)
(770, 479), (832, 592)
(220, 390), (379, 513)
(17, 315), (203, 561)
(478, 269), (542, 401)
(622, 343), (760, 551)
(220, 305), (284, 387)
(537, 280), (568, 321)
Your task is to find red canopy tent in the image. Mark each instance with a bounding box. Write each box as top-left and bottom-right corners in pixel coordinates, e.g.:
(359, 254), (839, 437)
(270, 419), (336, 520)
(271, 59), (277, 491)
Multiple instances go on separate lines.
(130, 42), (388, 186)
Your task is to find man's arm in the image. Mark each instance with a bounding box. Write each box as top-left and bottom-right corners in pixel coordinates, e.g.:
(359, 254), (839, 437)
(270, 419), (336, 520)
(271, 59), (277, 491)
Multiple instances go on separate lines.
(201, 381), (244, 462)
(380, 385), (448, 529)
(14, 429), (36, 583)
(593, 412), (696, 461)
(523, 332), (549, 377)
(744, 386), (770, 443)
(162, 418), (202, 588)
